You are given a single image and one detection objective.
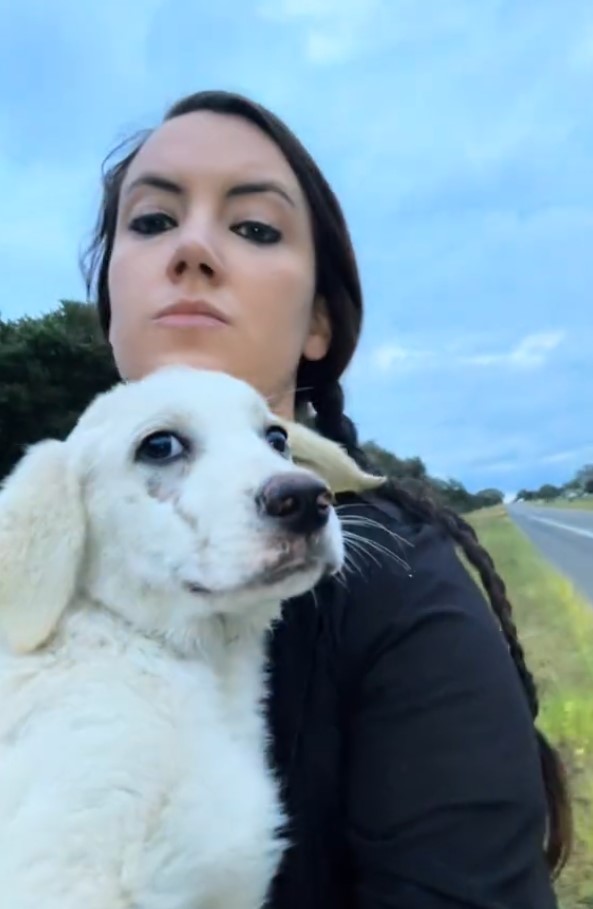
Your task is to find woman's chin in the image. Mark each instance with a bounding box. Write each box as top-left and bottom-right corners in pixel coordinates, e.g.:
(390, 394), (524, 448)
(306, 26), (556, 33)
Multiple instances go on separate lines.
(136, 350), (230, 380)
(116, 349), (293, 418)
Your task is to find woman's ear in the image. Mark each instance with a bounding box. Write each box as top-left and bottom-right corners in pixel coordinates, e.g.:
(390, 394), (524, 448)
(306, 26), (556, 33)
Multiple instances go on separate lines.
(303, 294), (332, 362)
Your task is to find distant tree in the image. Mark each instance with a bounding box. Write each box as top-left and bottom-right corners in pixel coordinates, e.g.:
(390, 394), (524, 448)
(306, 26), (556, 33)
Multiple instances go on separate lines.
(0, 300), (117, 479)
(574, 464), (593, 491)
(563, 477), (581, 492)
(362, 442), (428, 482)
(352, 441), (498, 514)
(362, 442), (406, 478)
(401, 456), (427, 480)
(475, 488), (504, 508)
(536, 483), (562, 501)
(431, 478), (477, 514)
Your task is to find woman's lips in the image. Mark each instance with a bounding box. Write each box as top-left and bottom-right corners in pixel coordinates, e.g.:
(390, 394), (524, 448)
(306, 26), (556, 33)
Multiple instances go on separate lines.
(153, 300), (229, 329)
(154, 312), (227, 329)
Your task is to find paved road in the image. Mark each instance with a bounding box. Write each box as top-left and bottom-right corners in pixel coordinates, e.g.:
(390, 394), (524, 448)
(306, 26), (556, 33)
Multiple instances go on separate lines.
(507, 504), (593, 604)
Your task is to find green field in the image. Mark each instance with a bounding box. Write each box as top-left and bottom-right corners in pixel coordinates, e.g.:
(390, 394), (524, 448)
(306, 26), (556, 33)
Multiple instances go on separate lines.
(539, 499), (593, 511)
(467, 507), (593, 908)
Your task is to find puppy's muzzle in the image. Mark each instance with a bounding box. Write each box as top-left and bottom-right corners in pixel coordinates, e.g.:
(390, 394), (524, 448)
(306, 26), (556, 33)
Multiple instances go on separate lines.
(256, 474), (333, 535)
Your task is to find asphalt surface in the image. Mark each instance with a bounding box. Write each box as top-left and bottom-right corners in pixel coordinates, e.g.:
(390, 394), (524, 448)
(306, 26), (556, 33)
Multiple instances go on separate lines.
(507, 504), (593, 604)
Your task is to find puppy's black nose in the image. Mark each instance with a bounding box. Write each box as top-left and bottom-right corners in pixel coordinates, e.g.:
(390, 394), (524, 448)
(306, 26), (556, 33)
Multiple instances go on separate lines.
(256, 474), (333, 535)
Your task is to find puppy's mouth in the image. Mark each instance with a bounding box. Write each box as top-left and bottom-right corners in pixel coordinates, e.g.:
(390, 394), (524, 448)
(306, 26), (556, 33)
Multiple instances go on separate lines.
(184, 537), (336, 597)
(246, 553), (320, 589)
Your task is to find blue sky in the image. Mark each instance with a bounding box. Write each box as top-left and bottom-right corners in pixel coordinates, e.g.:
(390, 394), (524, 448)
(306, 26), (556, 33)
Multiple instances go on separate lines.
(1, 0), (592, 495)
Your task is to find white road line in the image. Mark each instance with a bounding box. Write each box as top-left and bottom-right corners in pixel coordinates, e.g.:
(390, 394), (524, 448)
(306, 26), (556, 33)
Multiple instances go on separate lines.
(527, 515), (593, 540)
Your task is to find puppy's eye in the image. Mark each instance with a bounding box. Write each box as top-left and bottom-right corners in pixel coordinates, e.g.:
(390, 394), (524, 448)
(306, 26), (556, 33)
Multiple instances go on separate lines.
(265, 425), (289, 457)
(135, 431), (189, 465)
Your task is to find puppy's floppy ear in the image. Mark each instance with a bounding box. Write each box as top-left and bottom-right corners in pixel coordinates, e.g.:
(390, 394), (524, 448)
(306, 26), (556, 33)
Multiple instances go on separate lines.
(0, 440), (85, 653)
(284, 421), (385, 494)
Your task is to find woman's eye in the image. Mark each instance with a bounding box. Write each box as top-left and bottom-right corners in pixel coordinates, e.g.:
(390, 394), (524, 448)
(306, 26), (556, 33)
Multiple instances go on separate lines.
(265, 425), (290, 456)
(135, 431), (190, 465)
(233, 221), (281, 245)
(129, 213), (177, 236)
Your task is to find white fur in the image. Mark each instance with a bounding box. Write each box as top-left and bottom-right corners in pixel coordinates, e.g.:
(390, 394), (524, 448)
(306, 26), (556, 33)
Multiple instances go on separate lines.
(0, 366), (345, 909)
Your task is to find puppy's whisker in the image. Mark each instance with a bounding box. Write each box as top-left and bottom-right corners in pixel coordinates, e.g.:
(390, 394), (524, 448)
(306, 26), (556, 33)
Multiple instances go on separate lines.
(333, 569), (350, 591)
(339, 543), (366, 581)
(339, 516), (413, 562)
(338, 513), (412, 550)
(292, 384), (315, 400)
(342, 553), (364, 587)
(263, 385), (315, 411)
(344, 536), (383, 571)
(338, 560), (361, 586)
(344, 546), (366, 575)
(342, 530), (411, 574)
(353, 535), (410, 572)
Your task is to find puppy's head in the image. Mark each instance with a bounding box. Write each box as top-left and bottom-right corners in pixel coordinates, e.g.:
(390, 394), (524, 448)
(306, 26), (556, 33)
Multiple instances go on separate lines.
(74, 367), (345, 634)
(0, 368), (376, 650)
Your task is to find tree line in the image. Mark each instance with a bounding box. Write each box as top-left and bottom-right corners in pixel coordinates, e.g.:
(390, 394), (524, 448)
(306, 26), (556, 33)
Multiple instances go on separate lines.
(0, 301), (504, 514)
(515, 467), (593, 503)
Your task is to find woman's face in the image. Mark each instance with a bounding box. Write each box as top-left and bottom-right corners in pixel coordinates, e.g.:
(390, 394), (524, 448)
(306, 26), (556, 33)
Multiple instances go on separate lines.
(108, 111), (331, 417)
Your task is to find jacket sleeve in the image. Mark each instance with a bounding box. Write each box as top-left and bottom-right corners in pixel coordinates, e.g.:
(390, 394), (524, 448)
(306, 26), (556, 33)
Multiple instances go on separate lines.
(340, 504), (557, 908)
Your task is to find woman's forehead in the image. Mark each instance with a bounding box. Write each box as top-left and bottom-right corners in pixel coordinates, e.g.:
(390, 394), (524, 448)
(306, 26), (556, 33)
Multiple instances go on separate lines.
(122, 111), (303, 197)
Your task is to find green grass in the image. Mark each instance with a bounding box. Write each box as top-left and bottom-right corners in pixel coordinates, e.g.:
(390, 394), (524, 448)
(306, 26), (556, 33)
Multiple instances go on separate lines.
(466, 506), (593, 908)
(538, 499), (593, 511)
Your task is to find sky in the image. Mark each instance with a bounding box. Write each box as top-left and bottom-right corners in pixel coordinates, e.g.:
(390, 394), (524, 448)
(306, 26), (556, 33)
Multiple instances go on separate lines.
(1, 0), (592, 495)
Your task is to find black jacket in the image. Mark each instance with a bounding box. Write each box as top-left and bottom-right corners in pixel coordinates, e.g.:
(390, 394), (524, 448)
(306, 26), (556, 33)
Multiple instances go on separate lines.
(266, 494), (558, 908)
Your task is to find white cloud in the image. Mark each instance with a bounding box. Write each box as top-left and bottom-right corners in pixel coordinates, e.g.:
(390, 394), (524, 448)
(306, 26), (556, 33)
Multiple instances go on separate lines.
(463, 331), (566, 369)
(305, 31), (355, 65)
(470, 458), (526, 475)
(539, 445), (593, 466)
(257, 0), (375, 21)
(368, 341), (432, 374)
(510, 331), (566, 367)
(257, 0), (384, 64)
(365, 330), (566, 377)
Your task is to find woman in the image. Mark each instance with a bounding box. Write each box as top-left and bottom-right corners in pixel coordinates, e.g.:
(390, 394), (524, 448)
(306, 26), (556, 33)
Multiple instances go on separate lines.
(83, 90), (570, 907)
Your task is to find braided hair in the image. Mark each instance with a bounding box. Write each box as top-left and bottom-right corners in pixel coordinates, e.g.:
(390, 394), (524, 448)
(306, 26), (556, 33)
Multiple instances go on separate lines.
(83, 88), (572, 878)
(310, 376), (572, 876)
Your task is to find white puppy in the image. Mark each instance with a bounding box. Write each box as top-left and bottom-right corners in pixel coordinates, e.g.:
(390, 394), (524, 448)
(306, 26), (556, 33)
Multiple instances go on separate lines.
(0, 366), (352, 909)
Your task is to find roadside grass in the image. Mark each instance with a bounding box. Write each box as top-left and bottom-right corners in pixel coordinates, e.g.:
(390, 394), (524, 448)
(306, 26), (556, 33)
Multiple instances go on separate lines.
(465, 506), (593, 908)
(533, 499), (593, 511)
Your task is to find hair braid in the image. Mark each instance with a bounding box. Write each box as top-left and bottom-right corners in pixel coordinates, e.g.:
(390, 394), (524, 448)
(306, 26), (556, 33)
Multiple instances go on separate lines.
(444, 508), (540, 717)
(311, 377), (572, 876)
(310, 380), (374, 470)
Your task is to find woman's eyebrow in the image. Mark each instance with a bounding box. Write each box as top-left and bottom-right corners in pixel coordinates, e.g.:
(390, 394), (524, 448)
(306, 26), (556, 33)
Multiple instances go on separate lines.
(124, 173), (184, 198)
(226, 181), (296, 208)
(124, 173), (296, 208)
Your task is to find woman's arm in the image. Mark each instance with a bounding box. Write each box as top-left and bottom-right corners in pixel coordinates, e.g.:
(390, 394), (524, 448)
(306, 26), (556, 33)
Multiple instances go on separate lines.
(341, 507), (558, 908)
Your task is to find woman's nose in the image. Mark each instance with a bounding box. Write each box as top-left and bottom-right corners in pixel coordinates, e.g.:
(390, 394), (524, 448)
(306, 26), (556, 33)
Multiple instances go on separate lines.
(166, 228), (224, 285)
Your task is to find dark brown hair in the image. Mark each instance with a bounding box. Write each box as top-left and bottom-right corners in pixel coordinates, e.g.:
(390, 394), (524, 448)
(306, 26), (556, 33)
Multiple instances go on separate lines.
(82, 90), (572, 875)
